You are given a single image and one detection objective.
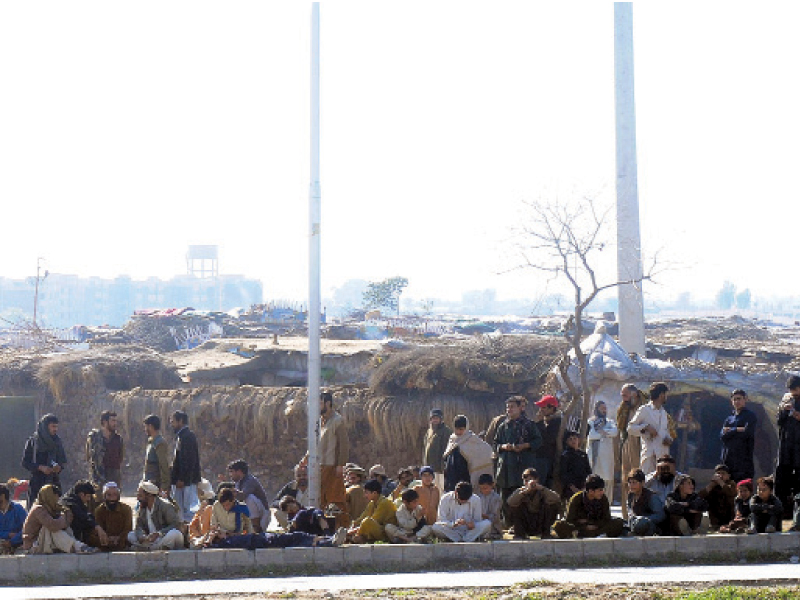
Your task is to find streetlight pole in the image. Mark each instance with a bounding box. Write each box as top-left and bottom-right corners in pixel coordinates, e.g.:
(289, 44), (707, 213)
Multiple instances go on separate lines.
(307, 1), (322, 508)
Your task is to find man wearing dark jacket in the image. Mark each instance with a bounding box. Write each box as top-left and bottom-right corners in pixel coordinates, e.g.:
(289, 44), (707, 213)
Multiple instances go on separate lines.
(699, 464), (737, 530)
(531, 396), (561, 489)
(60, 480), (106, 547)
(554, 475), (624, 539)
(775, 376), (800, 516)
(494, 396), (542, 525)
(21, 414), (67, 509)
(423, 409), (452, 489)
(170, 410), (201, 521)
(559, 430), (592, 500)
(720, 389), (757, 482)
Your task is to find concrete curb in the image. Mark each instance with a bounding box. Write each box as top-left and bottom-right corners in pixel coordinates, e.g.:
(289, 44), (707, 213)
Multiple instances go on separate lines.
(2, 533), (799, 585)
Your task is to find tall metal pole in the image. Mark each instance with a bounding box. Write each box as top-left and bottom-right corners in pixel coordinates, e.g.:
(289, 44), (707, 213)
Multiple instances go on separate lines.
(307, 1), (322, 508)
(614, 2), (646, 356)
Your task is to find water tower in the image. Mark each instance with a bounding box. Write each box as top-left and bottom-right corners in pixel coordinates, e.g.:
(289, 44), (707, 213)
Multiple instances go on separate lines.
(186, 245), (219, 279)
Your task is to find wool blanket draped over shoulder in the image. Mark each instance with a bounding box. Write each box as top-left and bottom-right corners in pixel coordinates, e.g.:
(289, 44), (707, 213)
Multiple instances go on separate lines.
(443, 421), (493, 488)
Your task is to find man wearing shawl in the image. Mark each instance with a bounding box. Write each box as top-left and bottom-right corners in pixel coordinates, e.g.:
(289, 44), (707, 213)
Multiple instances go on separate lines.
(21, 414), (67, 510)
(21, 484), (96, 554)
(443, 415), (493, 489)
(587, 400), (619, 503)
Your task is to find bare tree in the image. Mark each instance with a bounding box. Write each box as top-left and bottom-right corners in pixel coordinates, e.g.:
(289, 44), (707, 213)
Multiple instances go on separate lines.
(517, 196), (658, 447)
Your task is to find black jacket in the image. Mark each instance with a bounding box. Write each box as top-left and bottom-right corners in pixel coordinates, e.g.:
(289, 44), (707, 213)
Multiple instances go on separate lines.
(60, 491), (97, 544)
(171, 427), (201, 485)
(664, 491), (708, 516)
(559, 447), (591, 498)
(443, 446), (470, 493)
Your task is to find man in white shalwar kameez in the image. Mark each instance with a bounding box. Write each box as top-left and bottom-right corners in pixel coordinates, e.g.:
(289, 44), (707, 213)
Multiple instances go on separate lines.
(627, 382), (673, 475)
(587, 401), (618, 503)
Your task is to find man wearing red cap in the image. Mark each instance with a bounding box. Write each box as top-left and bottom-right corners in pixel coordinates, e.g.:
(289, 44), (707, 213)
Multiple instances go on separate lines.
(532, 395), (561, 489)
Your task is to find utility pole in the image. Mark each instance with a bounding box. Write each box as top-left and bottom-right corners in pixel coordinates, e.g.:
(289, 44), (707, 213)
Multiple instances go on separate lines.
(614, 2), (646, 356)
(32, 257), (48, 329)
(307, 1), (322, 508)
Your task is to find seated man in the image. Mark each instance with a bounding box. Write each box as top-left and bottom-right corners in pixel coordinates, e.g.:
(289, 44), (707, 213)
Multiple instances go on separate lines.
(698, 464), (736, 530)
(345, 466), (368, 528)
(385, 488), (432, 543)
(750, 476), (783, 534)
(91, 482), (132, 551)
(645, 455), (684, 505)
(22, 484), (97, 554)
(554, 474), (625, 539)
(279, 496), (332, 536)
(664, 474), (709, 536)
(476, 473), (502, 540)
(228, 459), (270, 533)
(433, 481), (491, 543)
(369, 465), (397, 498)
(60, 480), (105, 548)
(189, 480), (216, 548)
(559, 431), (592, 501)
(128, 481), (184, 550)
(347, 479), (398, 543)
(626, 469), (665, 536)
(271, 465), (309, 529)
(391, 468), (416, 504)
(720, 479), (753, 534)
(506, 467), (559, 540)
(0, 482), (27, 554)
(206, 487), (252, 546)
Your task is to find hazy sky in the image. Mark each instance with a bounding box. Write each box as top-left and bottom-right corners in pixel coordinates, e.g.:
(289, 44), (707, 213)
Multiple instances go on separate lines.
(1, 2), (798, 306)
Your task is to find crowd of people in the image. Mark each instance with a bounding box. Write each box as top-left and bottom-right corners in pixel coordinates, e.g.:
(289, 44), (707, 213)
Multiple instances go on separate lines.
(2, 379), (799, 556)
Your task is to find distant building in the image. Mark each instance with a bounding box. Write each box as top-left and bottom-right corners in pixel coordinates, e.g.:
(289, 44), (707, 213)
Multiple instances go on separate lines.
(0, 273), (262, 328)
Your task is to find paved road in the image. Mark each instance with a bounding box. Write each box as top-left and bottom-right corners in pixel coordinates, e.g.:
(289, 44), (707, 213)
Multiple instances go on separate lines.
(6, 563), (800, 600)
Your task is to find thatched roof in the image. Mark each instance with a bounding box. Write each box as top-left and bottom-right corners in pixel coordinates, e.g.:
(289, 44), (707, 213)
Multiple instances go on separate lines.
(34, 345), (181, 402)
(370, 334), (567, 396)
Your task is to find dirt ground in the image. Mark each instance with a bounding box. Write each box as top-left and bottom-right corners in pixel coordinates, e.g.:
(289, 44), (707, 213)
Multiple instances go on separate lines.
(114, 583), (800, 600)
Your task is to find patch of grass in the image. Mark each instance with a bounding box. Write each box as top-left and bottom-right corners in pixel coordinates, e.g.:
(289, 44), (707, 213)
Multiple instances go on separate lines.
(516, 579), (556, 589)
(674, 586), (800, 599)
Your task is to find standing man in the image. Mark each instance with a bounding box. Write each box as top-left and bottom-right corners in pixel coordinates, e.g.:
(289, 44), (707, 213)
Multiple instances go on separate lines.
(627, 382), (673, 475)
(531, 395), (561, 489)
(86, 410), (124, 494)
(775, 376), (800, 516)
(493, 396), (542, 524)
(315, 391), (350, 527)
(423, 408), (452, 490)
(170, 410), (201, 522)
(587, 401), (619, 503)
(617, 383), (645, 518)
(142, 415), (171, 495)
(720, 389), (757, 482)
(21, 414), (67, 509)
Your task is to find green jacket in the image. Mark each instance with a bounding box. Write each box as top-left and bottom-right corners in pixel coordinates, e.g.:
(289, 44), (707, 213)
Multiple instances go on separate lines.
(493, 415), (542, 489)
(563, 491), (614, 531)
